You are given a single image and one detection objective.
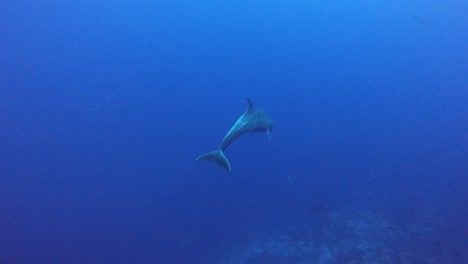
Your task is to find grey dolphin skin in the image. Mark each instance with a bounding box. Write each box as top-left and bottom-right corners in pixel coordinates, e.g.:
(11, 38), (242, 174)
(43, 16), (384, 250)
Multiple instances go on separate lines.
(196, 97), (273, 173)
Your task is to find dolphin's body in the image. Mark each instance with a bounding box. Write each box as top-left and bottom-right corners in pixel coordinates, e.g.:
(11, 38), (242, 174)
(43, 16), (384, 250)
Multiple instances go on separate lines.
(196, 97), (273, 173)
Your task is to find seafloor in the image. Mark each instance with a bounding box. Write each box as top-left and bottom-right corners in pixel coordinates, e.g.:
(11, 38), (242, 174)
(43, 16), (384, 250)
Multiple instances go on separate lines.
(219, 207), (464, 264)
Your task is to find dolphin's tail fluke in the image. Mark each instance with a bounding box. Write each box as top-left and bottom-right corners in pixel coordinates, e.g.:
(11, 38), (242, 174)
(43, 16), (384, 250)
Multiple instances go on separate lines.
(196, 149), (231, 173)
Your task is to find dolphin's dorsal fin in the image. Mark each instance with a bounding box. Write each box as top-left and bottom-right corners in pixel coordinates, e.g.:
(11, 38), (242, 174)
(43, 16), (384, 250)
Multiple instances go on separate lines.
(246, 97), (254, 110)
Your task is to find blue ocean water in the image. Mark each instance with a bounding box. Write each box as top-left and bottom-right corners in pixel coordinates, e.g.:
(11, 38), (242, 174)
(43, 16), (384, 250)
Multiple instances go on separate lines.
(1, 1), (467, 263)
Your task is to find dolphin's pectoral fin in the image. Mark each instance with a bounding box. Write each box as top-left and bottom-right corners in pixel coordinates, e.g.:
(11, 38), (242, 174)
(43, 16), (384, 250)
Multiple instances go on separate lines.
(196, 150), (231, 173)
(267, 130), (272, 142)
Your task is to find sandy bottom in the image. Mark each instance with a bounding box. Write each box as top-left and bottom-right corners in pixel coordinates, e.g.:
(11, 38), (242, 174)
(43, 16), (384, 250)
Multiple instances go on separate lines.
(219, 207), (463, 264)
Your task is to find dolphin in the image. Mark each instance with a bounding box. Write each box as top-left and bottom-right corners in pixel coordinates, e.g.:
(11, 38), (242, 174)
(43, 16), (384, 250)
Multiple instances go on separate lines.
(196, 97), (273, 173)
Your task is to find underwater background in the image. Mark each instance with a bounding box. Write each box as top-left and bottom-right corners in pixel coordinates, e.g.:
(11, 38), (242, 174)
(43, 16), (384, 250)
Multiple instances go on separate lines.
(1, 1), (467, 263)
